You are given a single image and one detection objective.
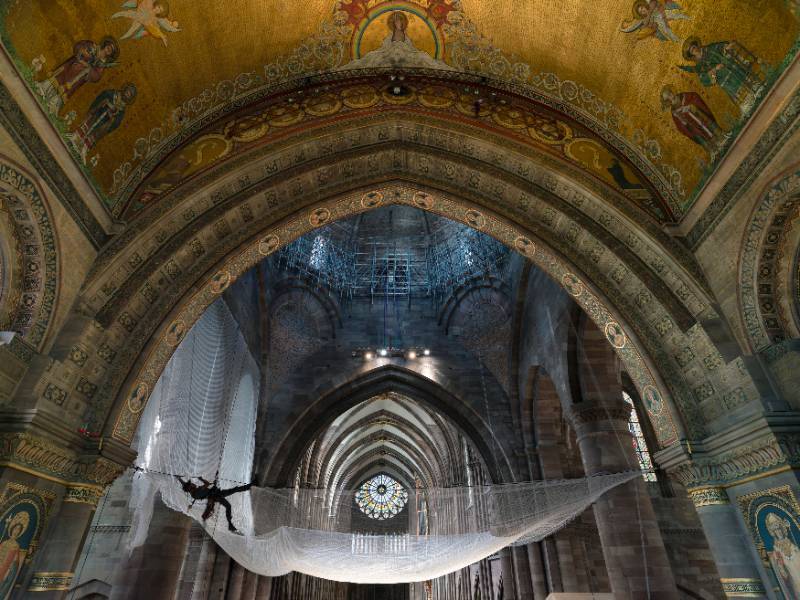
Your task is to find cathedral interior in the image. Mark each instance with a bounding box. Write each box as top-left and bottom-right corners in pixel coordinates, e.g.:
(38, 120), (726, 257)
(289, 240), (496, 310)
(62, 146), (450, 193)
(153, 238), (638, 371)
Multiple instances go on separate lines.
(1, 1), (800, 599)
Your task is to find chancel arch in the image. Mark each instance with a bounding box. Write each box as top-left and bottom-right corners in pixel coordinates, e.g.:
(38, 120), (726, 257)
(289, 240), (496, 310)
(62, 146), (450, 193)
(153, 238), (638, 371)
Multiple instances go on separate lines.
(44, 88), (748, 453)
(1, 7), (799, 591)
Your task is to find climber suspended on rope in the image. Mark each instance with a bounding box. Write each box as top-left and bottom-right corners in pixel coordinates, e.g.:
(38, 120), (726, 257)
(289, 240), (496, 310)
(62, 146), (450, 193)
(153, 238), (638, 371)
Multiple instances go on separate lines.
(177, 476), (253, 533)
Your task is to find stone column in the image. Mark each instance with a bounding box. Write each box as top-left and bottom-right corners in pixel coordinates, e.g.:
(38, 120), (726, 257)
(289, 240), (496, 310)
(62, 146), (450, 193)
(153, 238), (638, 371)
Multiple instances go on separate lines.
(109, 492), (192, 599)
(687, 486), (768, 599)
(240, 568), (259, 600)
(525, 542), (548, 599)
(569, 400), (679, 599)
(512, 545), (535, 599)
(226, 562), (246, 598)
(191, 534), (219, 599)
(255, 575), (273, 599)
(500, 547), (517, 599)
(26, 484), (103, 598)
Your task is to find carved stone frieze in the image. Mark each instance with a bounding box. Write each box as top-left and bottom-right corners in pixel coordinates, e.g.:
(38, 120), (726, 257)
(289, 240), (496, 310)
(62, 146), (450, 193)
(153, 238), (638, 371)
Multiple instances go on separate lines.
(0, 432), (126, 488)
(665, 432), (800, 488)
(687, 486), (729, 508)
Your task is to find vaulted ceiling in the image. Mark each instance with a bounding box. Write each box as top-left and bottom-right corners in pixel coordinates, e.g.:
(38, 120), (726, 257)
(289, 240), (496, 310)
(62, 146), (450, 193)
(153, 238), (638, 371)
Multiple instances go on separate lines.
(3, 0), (798, 221)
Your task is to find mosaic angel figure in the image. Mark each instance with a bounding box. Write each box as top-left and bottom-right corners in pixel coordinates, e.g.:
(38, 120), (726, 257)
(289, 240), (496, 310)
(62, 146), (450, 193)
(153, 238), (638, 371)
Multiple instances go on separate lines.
(34, 37), (119, 115)
(660, 85), (726, 156)
(339, 0), (370, 26)
(679, 37), (767, 114)
(66, 83), (137, 165)
(112, 0), (181, 47)
(620, 0), (690, 43)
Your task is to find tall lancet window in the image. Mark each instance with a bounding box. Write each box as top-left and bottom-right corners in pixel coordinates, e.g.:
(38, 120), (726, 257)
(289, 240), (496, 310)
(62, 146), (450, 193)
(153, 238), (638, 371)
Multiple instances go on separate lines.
(622, 391), (657, 482)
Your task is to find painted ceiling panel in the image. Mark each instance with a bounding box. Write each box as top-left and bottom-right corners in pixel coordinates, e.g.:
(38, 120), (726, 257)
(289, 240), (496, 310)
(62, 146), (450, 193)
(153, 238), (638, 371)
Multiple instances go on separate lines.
(2, 0), (798, 220)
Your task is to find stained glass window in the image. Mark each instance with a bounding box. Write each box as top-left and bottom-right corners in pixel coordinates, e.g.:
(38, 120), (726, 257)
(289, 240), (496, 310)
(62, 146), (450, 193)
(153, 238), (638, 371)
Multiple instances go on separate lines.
(622, 391), (657, 482)
(355, 474), (409, 520)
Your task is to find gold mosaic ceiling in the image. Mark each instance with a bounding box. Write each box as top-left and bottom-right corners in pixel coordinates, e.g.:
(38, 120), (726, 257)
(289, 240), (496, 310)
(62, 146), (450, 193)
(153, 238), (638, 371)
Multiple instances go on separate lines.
(2, 0), (798, 220)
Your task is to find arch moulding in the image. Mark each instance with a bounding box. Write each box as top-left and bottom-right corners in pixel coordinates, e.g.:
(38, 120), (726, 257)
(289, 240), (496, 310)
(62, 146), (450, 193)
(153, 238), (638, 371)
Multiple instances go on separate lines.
(35, 108), (763, 467)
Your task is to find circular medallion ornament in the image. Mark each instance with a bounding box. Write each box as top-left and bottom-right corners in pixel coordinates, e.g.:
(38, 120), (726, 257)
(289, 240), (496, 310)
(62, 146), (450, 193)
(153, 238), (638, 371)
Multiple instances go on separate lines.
(561, 273), (585, 297)
(413, 191), (435, 210)
(382, 84), (417, 105)
(642, 385), (664, 415)
(165, 319), (187, 347)
(265, 102), (304, 127)
(341, 85), (380, 109)
(223, 115), (268, 143)
(258, 234), (280, 256)
(355, 474), (409, 520)
(527, 115), (572, 146)
(309, 207), (331, 227)
(418, 85), (456, 109)
(127, 382), (149, 414)
(210, 270), (232, 295)
(465, 209), (486, 230)
(361, 191), (384, 209)
(456, 93), (492, 118)
(604, 321), (627, 349)
(514, 236), (536, 258)
(302, 93), (343, 117)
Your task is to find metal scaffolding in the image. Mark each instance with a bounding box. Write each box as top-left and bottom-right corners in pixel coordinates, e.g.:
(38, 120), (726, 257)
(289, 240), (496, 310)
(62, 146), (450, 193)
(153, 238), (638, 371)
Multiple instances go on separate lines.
(275, 218), (509, 304)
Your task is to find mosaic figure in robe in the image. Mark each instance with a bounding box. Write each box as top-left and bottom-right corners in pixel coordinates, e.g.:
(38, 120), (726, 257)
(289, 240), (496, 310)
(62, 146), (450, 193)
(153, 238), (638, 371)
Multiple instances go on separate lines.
(679, 37), (767, 114)
(660, 85), (725, 156)
(66, 83), (137, 165)
(765, 512), (800, 599)
(34, 37), (119, 115)
(0, 511), (30, 600)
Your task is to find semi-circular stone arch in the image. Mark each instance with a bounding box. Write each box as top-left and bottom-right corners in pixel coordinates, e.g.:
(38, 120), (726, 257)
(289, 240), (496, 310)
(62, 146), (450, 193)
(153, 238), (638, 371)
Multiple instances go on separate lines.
(41, 111), (758, 462)
(105, 185), (684, 451)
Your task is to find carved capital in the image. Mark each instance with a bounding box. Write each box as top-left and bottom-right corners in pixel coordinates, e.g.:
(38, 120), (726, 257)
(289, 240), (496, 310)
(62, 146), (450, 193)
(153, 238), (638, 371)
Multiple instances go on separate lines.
(687, 486), (729, 508)
(27, 572), (73, 592)
(567, 400), (631, 427)
(666, 432), (800, 488)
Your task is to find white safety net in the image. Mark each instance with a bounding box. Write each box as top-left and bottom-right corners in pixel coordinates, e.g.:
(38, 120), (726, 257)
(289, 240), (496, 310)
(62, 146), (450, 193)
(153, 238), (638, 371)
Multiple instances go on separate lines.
(130, 299), (640, 584)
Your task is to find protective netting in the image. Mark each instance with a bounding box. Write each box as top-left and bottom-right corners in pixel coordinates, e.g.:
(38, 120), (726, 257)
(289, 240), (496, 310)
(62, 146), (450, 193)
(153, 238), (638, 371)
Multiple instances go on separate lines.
(130, 299), (640, 584)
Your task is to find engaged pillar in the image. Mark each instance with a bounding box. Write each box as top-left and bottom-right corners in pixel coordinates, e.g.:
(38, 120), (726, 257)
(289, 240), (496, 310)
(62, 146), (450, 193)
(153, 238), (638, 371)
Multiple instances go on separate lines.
(687, 486), (767, 599)
(26, 484), (103, 598)
(569, 400), (679, 600)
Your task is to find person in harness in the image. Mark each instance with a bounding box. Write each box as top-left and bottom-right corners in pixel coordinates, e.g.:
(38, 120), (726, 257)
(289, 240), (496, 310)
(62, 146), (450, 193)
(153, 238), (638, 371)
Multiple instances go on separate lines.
(177, 476), (253, 533)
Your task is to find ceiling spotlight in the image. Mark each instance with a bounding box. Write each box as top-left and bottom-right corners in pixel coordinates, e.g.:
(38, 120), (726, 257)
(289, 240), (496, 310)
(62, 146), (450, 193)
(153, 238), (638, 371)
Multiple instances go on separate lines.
(407, 350), (417, 360)
(379, 348), (388, 357)
(423, 349), (431, 356)
(364, 351), (374, 360)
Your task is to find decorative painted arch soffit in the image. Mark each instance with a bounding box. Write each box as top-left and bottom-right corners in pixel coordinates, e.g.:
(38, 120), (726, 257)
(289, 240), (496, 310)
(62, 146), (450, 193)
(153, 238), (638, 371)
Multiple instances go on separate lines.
(2, 0), (799, 225)
(0, 156), (59, 356)
(739, 165), (800, 359)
